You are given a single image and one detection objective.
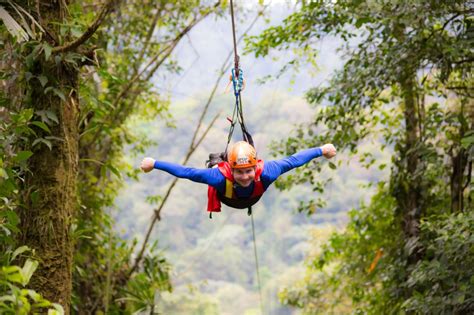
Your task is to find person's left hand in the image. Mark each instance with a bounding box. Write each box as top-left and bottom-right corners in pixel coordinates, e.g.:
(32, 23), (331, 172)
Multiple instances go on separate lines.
(140, 157), (155, 173)
(321, 144), (337, 159)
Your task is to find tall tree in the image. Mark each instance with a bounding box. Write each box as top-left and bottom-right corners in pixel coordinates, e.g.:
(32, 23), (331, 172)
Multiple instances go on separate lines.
(0, 0), (118, 310)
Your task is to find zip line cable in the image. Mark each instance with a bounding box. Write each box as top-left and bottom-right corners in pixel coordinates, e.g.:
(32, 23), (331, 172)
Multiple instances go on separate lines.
(229, 1), (264, 313)
(230, 0), (239, 77)
(251, 212), (265, 315)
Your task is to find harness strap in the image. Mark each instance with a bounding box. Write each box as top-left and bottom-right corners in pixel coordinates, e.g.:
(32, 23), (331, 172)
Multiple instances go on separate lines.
(225, 179), (233, 199)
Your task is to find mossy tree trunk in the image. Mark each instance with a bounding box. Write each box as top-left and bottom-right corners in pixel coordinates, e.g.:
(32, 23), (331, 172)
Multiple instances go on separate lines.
(18, 2), (79, 312)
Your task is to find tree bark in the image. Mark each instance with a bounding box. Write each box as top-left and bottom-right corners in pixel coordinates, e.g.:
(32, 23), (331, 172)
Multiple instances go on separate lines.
(400, 75), (422, 242)
(18, 2), (78, 313)
(450, 147), (468, 212)
(19, 65), (78, 312)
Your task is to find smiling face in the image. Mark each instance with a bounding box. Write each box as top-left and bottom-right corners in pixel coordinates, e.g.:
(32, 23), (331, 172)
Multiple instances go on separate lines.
(232, 166), (256, 187)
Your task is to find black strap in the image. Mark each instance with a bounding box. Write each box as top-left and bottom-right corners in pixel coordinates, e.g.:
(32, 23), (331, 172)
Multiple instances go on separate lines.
(224, 91), (254, 152)
(247, 206), (252, 216)
(237, 94), (254, 147)
(230, 0), (239, 78)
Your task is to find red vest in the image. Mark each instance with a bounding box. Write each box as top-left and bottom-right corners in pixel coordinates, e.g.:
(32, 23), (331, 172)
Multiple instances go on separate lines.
(207, 160), (265, 213)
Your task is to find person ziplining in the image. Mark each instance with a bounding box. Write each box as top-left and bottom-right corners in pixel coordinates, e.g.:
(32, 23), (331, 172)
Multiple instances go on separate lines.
(140, 141), (337, 214)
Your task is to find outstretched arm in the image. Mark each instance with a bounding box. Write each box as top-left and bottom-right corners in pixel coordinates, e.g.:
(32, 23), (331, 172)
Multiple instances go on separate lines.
(140, 157), (223, 187)
(262, 144), (336, 183)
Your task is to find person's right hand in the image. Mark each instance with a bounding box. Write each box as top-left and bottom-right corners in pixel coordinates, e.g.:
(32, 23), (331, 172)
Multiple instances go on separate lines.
(321, 144), (336, 159)
(140, 157), (155, 173)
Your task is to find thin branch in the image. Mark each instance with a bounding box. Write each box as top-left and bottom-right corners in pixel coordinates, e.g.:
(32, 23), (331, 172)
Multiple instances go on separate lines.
(35, 0), (42, 26)
(452, 58), (474, 65)
(100, 3), (220, 138)
(102, 19), (200, 138)
(111, 11), (210, 116)
(129, 112), (221, 276)
(133, 7), (163, 73)
(52, 0), (117, 53)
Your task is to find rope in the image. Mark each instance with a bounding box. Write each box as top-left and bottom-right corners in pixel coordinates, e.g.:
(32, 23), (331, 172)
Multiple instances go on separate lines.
(251, 211), (264, 315)
(229, 0), (239, 77)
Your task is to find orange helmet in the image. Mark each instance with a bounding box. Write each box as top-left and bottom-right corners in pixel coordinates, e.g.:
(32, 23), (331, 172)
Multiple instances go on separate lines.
(227, 141), (257, 169)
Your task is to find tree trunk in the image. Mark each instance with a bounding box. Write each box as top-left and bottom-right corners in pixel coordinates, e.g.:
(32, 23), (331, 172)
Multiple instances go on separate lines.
(400, 75), (422, 242)
(450, 100), (472, 212)
(450, 147), (468, 212)
(18, 3), (78, 313)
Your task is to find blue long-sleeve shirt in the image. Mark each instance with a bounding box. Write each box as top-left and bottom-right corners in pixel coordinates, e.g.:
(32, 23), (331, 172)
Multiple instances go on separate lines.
(153, 147), (323, 198)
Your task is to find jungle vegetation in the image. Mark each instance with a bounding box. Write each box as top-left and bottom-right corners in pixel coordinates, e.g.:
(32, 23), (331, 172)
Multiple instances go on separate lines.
(0, 0), (472, 314)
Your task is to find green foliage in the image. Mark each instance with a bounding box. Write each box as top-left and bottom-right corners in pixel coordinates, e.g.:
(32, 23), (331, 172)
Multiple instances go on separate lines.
(402, 211), (474, 313)
(0, 98), (38, 257)
(119, 249), (172, 313)
(279, 185), (402, 314)
(280, 190), (474, 314)
(0, 50), (63, 311)
(0, 247), (64, 314)
(247, 0), (473, 313)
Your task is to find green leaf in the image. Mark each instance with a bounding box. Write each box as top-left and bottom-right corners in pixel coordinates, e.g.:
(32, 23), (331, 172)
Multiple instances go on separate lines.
(461, 133), (474, 149)
(32, 138), (53, 150)
(21, 259), (39, 286)
(0, 168), (8, 179)
(50, 303), (65, 315)
(107, 164), (122, 179)
(44, 86), (54, 95)
(30, 190), (40, 206)
(355, 17), (371, 28)
(25, 72), (34, 81)
(12, 246), (30, 262)
(45, 110), (59, 124)
(3, 209), (19, 226)
(37, 75), (48, 87)
(3, 266), (23, 284)
(43, 43), (52, 61)
(36, 110), (58, 125)
(14, 151), (33, 162)
(328, 162), (337, 169)
(0, 294), (16, 303)
(31, 121), (51, 133)
(53, 88), (66, 102)
(24, 289), (42, 303)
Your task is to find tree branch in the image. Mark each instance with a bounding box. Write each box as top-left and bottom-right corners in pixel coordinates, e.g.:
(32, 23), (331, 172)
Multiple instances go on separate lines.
(97, 2), (220, 140)
(52, 0), (117, 53)
(128, 111), (220, 276)
(133, 8), (163, 73)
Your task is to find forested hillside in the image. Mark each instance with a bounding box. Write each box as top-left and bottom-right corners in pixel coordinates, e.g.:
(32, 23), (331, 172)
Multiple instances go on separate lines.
(1, 1), (472, 314)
